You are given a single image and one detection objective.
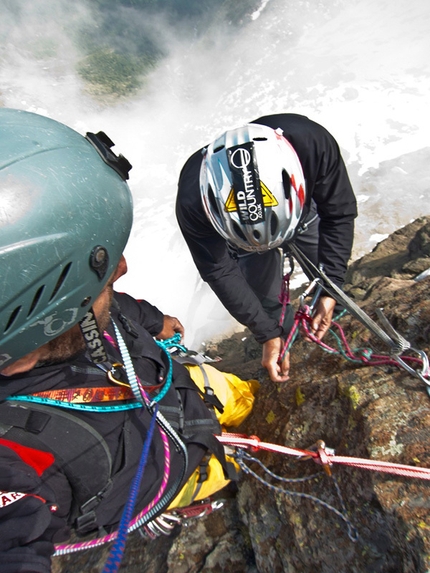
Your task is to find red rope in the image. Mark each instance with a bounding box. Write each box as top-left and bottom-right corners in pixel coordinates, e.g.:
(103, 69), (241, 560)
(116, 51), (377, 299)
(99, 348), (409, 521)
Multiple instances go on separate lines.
(280, 305), (429, 373)
(278, 272), (292, 328)
(217, 433), (430, 481)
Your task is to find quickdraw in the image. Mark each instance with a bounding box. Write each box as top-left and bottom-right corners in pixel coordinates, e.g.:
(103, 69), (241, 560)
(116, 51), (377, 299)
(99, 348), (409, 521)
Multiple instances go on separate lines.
(279, 245), (430, 394)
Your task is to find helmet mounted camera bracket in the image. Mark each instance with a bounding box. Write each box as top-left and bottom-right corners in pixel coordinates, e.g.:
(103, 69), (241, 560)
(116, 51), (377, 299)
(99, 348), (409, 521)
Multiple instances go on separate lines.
(85, 131), (132, 181)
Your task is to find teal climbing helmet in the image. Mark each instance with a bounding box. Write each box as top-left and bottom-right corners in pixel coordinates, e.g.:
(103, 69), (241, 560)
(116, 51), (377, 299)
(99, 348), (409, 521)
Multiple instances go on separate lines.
(0, 108), (133, 370)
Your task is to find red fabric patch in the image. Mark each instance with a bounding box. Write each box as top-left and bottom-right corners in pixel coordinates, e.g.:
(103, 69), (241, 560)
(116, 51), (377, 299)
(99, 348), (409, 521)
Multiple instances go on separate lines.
(0, 438), (55, 476)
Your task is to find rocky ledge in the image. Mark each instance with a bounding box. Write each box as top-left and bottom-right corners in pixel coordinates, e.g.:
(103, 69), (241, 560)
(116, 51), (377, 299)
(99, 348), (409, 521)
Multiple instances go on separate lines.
(54, 216), (430, 573)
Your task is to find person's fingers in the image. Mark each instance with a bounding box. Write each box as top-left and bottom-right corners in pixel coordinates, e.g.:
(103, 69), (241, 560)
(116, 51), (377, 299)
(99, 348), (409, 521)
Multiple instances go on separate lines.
(279, 351), (290, 377)
(261, 338), (290, 382)
(157, 316), (185, 340)
(303, 296), (337, 342)
(171, 317), (185, 338)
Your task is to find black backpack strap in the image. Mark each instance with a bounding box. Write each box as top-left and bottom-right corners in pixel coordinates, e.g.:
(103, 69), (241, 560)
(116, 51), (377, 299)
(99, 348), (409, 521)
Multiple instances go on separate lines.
(172, 366), (225, 415)
(172, 352), (225, 413)
(0, 401), (113, 532)
(184, 430), (238, 482)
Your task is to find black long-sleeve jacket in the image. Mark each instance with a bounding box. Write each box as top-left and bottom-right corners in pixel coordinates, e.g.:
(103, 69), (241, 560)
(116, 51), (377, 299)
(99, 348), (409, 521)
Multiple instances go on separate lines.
(176, 113), (358, 343)
(0, 293), (218, 573)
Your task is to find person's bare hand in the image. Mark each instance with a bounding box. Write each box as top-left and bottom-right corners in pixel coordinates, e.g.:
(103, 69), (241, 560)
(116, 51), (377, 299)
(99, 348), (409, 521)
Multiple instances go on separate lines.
(156, 315), (185, 341)
(261, 337), (290, 382)
(303, 296), (336, 341)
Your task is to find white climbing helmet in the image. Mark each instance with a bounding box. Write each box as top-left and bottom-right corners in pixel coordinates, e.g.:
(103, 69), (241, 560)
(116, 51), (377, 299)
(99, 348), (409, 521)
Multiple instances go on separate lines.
(200, 123), (306, 252)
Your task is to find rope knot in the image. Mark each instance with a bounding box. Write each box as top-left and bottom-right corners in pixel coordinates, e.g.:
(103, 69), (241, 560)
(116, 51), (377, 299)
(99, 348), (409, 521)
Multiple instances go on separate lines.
(156, 332), (186, 352)
(296, 306), (312, 322)
(316, 440), (334, 476)
(249, 435), (261, 453)
(358, 348), (373, 360)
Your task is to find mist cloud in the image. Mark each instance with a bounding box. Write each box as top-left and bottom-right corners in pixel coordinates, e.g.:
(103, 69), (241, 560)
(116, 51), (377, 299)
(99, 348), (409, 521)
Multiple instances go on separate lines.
(1, 0), (429, 347)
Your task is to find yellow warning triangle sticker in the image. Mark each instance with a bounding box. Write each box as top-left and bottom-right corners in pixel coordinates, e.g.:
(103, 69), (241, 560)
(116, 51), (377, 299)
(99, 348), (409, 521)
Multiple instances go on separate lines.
(225, 188), (237, 212)
(225, 181), (278, 212)
(261, 181), (278, 207)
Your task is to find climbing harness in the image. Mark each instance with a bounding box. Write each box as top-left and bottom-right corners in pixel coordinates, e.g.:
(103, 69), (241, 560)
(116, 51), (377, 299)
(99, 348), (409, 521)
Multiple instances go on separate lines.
(52, 322), (189, 562)
(278, 245), (430, 394)
(8, 274), (430, 569)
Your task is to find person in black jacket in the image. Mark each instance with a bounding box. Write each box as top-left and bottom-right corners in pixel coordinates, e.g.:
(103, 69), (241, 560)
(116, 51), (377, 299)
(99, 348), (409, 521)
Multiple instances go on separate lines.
(176, 113), (358, 382)
(0, 109), (227, 573)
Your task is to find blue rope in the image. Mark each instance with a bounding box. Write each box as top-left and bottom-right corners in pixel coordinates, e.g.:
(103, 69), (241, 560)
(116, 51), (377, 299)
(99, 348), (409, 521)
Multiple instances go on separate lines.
(102, 403), (159, 573)
(234, 450), (358, 542)
(153, 333), (187, 403)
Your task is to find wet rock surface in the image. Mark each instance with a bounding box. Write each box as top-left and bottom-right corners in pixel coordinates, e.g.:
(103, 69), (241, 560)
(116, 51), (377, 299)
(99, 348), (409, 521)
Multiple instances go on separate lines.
(54, 217), (430, 573)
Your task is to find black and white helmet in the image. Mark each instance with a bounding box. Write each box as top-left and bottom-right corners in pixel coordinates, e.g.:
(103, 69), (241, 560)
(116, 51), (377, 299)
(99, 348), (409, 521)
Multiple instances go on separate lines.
(200, 123), (306, 252)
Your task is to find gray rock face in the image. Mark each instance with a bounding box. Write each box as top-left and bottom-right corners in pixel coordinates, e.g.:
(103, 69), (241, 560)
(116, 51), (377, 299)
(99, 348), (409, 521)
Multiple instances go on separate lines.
(53, 217), (430, 573)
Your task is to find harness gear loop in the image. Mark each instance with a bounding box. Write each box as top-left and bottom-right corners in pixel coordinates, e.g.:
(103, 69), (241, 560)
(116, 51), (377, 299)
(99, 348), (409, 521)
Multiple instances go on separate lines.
(140, 499), (225, 539)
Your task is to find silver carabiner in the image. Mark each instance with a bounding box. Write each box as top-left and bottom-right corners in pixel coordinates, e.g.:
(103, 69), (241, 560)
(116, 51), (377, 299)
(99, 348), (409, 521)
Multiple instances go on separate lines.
(375, 309), (430, 392)
(299, 278), (322, 311)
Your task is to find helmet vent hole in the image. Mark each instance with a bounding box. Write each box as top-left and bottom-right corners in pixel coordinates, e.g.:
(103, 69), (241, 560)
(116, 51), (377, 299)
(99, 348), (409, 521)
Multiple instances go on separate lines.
(232, 222), (247, 242)
(28, 286), (45, 317)
(4, 306), (22, 334)
(282, 169), (291, 201)
(213, 145), (225, 153)
(208, 186), (221, 218)
(270, 212), (279, 237)
(253, 230), (261, 240)
(49, 263), (72, 302)
(252, 137), (268, 142)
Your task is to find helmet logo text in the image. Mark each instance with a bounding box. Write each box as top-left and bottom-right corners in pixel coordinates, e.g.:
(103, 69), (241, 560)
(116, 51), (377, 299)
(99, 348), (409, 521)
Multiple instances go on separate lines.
(79, 310), (108, 364)
(0, 354), (12, 367)
(228, 142), (265, 225)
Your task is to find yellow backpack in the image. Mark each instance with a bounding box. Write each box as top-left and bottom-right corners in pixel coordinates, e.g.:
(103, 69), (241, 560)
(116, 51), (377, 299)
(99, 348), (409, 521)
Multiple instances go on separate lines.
(169, 362), (259, 508)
